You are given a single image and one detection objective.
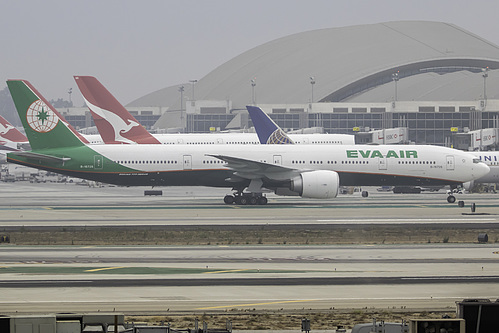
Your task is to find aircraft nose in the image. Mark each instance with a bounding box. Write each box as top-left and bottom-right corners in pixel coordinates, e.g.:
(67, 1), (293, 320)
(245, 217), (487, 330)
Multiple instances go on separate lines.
(475, 162), (490, 179)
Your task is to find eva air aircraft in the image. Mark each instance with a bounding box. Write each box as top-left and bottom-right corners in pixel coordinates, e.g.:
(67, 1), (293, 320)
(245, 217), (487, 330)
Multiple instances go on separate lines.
(6, 80), (489, 205)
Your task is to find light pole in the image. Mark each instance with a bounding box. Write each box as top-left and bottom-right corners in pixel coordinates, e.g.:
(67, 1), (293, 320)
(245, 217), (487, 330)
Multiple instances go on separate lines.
(178, 86), (185, 110)
(189, 80), (197, 100)
(392, 71), (399, 101)
(178, 85), (185, 131)
(482, 67), (489, 101)
(251, 79), (256, 105)
(310, 76), (315, 103)
(68, 88), (72, 106)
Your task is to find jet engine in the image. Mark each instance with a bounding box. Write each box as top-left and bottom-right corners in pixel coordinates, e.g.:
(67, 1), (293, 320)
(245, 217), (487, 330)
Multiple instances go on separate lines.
(463, 180), (474, 191)
(290, 170), (340, 199)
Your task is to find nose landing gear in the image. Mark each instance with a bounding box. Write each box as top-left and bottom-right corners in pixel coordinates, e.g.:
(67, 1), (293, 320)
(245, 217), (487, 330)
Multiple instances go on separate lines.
(447, 195), (456, 203)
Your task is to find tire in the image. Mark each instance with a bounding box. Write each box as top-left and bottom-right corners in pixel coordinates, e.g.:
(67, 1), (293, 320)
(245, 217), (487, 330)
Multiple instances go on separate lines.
(249, 197), (258, 205)
(447, 195), (456, 203)
(258, 196), (268, 205)
(362, 190), (369, 198)
(224, 195), (234, 204)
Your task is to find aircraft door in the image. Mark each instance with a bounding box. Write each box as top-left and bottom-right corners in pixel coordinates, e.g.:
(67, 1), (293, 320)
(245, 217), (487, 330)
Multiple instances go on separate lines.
(273, 155), (282, 165)
(94, 155), (103, 170)
(446, 155), (455, 170)
(183, 155), (192, 170)
(378, 157), (387, 170)
(217, 138), (224, 144)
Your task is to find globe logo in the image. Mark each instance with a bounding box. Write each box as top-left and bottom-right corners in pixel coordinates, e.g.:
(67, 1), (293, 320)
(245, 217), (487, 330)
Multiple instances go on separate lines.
(26, 100), (59, 133)
(267, 129), (293, 144)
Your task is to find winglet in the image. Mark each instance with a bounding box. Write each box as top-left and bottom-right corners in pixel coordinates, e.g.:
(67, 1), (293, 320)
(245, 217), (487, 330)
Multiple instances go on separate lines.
(74, 76), (160, 144)
(246, 106), (294, 144)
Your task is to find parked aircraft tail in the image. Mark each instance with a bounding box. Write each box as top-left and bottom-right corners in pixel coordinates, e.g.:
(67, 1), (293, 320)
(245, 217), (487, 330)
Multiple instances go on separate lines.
(74, 76), (160, 144)
(0, 115), (28, 143)
(6, 80), (88, 150)
(246, 106), (294, 144)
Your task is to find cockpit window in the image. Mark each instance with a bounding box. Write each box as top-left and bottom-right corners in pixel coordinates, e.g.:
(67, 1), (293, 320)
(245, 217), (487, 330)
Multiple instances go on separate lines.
(473, 158), (481, 164)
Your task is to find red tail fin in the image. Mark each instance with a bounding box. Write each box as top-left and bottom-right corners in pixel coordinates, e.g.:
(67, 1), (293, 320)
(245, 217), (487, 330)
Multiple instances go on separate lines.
(0, 115), (28, 142)
(74, 76), (160, 144)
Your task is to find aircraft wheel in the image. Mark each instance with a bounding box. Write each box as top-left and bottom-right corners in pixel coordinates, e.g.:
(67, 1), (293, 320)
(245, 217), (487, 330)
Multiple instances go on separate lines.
(361, 190), (369, 198)
(224, 195), (234, 204)
(447, 195), (456, 203)
(249, 197), (258, 205)
(238, 196), (248, 205)
(258, 196), (268, 205)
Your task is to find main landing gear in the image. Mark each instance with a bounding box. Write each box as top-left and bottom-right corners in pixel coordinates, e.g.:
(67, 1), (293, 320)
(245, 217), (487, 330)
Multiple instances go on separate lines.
(224, 192), (268, 205)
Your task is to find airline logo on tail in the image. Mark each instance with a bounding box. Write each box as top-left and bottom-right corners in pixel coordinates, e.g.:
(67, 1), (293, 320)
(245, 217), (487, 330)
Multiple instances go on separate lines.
(83, 98), (140, 144)
(0, 115), (27, 143)
(74, 76), (160, 144)
(246, 105), (295, 144)
(267, 128), (293, 144)
(26, 100), (59, 133)
(0, 121), (15, 135)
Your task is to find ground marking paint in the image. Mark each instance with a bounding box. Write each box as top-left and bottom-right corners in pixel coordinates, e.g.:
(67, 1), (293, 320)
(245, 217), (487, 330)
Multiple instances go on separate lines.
(203, 269), (250, 274)
(196, 299), (317, 310)
(84, 267), (125, 272)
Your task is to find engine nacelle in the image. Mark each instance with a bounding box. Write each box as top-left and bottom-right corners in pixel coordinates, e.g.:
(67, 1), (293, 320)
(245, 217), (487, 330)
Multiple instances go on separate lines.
(463, 180), (474, 191)
(290, 170), (340, 199)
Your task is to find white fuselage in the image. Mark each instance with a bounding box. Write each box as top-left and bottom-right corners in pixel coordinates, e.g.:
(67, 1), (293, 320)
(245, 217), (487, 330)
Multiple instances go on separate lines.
(82, 132), (355, 145)
(88, 144), (487, 186)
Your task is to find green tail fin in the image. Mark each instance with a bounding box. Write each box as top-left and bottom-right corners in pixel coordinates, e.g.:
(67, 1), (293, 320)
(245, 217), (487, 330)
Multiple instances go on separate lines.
(7, 80), (86, 151)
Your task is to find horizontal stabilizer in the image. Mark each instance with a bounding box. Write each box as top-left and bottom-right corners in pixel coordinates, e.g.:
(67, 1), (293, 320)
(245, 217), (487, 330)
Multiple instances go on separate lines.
(9, 151), (71, 164)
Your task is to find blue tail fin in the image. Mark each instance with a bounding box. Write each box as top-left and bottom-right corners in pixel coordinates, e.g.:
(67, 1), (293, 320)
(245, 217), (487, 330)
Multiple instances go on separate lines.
(246, 106), (294, 144)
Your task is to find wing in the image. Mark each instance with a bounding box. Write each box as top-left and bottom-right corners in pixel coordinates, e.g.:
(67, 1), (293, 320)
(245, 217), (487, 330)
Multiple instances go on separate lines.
(208, 154), (303, 181)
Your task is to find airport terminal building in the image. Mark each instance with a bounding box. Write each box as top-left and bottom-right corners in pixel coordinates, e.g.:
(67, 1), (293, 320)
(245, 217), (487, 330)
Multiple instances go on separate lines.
(62, 21), (499, 150)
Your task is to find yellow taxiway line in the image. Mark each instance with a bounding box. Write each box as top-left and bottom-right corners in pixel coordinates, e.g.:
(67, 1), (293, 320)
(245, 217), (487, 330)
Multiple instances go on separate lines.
(197, 299), (316, 310)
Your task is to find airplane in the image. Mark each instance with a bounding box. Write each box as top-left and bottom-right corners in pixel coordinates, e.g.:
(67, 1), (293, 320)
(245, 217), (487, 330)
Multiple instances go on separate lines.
(74, 75), (355, 145)
(463, 151), (499, 189)
(0, 115), (29, 163)
(247, 105), (497, 203)
(6, 79), (489, 205)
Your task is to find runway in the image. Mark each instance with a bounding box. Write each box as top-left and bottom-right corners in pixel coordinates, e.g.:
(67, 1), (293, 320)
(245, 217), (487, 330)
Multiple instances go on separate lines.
(0, 182), (498, 314)
(0, 182), (498, 228)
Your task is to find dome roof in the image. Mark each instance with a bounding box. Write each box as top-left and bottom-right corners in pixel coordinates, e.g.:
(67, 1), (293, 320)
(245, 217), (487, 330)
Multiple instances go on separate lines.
(129, 21), (499, 109)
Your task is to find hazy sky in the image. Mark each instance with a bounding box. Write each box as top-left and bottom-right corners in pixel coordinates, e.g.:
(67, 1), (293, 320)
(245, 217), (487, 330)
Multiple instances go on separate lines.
(2, 0), (499, 107)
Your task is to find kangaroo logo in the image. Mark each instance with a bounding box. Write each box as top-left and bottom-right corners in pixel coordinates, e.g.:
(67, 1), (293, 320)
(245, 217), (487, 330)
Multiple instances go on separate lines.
(84, 98), (140, 144)
(0, 121), (14, 136)
(26, 100), (59, 133)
